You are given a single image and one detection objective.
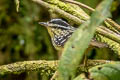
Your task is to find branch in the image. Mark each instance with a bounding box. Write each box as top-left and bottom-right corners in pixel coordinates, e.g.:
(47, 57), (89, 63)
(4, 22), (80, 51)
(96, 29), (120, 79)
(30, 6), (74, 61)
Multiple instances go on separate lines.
(64, 0), (95, 12)
(97, 27), (120, 43)
(0, 60), (57, 76)
(106, 18), (120, 33)
(0, 60), (115, 76)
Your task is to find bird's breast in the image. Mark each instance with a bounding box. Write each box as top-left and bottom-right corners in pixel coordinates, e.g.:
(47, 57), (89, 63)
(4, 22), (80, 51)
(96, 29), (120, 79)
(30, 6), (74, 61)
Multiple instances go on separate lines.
(52, 30), (73, 48)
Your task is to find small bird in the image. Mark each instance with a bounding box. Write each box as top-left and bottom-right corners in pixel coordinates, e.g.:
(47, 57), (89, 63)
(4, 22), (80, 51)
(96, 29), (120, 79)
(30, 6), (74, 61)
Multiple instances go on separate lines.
(39, 19), (76, 50)
(39, 19), (107, 51)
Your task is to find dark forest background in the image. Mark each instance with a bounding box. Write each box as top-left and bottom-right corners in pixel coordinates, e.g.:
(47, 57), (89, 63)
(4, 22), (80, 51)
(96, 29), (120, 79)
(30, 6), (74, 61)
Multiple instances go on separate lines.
(0, 0), (120, 80)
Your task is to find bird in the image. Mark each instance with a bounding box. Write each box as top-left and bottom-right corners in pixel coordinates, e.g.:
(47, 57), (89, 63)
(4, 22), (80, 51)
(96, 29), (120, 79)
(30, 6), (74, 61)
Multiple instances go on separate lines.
(39, 19), (77, 50)
(39, 19), (107, 51)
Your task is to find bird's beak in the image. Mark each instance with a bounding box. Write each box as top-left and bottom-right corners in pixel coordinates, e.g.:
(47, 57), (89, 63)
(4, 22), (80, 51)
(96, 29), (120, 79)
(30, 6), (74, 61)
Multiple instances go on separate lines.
(39, 22), (48, 27)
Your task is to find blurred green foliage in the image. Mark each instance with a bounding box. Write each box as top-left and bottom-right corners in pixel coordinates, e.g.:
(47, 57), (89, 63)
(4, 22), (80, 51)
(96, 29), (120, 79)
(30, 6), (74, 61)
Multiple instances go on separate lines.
(0, 0), (56, 79)
(0, 0), (120, 80)
(0, 0), (56, 62)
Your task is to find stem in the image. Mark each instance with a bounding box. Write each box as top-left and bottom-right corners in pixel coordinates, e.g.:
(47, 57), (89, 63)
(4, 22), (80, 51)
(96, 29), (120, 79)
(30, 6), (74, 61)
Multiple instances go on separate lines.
(64, 0), (95, 12)
(96, 27), (120, 43)
(106, 18), (120, 32)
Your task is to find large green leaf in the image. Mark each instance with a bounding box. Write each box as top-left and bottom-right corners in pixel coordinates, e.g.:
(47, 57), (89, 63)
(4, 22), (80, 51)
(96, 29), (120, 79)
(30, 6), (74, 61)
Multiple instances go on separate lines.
(89, 62), (120, 80)
(58, 0), (113, 80)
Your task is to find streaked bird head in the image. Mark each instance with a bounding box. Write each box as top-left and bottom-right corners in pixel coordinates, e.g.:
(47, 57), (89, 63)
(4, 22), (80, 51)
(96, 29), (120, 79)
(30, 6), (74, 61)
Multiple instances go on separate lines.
(39, 19), (76, 50)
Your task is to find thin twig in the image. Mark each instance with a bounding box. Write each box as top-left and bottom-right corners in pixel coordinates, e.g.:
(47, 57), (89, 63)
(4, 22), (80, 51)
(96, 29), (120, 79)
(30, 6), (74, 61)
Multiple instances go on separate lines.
(64, 0), (95, 11)
(97, 27), (120, 43)
(106, 18), (120, 32)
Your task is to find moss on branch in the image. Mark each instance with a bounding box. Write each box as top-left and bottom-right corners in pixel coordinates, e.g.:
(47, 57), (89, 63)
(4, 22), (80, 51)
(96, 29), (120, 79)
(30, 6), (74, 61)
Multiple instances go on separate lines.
(45, 0), (90, 20)
(0, 60), (57, 76)
(0, 60), (115, 76)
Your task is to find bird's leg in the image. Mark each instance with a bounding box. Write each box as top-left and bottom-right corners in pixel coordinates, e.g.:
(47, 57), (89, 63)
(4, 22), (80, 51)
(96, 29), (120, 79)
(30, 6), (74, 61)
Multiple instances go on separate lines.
(83, 45), (93, 71)
(83, 48), (90, 72)
(83, 40), (107, 68)
(83, 52), (88, 67)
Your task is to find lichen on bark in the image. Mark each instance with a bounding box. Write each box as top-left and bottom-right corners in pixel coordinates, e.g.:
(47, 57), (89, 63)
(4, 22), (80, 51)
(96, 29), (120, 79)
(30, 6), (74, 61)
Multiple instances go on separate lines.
(44, 0), (90, 21)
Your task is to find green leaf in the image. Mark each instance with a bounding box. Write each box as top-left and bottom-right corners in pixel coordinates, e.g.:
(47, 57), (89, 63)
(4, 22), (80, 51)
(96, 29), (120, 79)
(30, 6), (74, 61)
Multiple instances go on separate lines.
(58, 0), (113, 80)
(89, 62), (120, 80)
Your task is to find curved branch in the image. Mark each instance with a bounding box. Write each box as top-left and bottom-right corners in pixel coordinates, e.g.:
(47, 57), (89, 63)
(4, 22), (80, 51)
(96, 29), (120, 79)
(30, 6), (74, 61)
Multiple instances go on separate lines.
(0, 60), (57, 76)
(64, 0), (95, 12)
